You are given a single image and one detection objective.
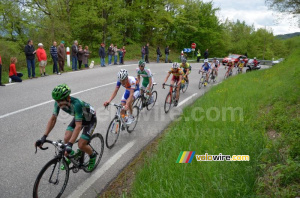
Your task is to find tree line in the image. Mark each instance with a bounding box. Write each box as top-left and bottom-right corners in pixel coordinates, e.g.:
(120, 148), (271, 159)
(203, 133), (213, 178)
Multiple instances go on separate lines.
(0, 0), (290, 70)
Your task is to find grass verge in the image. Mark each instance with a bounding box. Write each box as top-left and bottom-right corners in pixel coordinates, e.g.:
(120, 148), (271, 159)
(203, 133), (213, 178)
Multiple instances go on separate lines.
(100, 49), (299, 197)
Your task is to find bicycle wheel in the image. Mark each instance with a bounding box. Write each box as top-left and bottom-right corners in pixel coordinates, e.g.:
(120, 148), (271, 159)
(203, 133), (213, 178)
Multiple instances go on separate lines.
(182, 81), (188, 93)
(106, 117), (121, 149)
(127, 106), (140, 133)
(164, 92), (172, 113)
(147, 91), (157, 110)
(207, 74), (212, 83)
(83, 133), (104, 173)
(33, 158), (69, 198)
(198, 77), (204, 89)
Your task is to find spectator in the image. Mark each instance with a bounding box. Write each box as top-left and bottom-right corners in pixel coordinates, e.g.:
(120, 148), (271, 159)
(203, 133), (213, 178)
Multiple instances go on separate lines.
(113, 45), (118, 65)
(141, 46), (145, 60)
(145, 43), (149, 63)
(204, 49), (209, 59)
(121, 46), (126, 64)
(36, 43), (48, 77)
(156, 46), (161, 63)
(71, 40), (78, 71)
(0, 54), (4, 86)
(9, 57), (23, 82)
(24, 39), (37, 79)
(180, 51), (185, 62)
(77, 45), (84, 70)
(197, 49), (201, 62)
(108, 43), (114, 66)
(165, 46), (170, 63)
(57, 41), (66, 72)
(99, 43), (106, 67)
(83, 46), (90, 69)
(118, 48), (123, 65)
(50, 41), (60, 75)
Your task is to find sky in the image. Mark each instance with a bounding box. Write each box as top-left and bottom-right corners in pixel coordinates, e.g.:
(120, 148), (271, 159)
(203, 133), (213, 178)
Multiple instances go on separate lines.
(202, 0), (300, 35)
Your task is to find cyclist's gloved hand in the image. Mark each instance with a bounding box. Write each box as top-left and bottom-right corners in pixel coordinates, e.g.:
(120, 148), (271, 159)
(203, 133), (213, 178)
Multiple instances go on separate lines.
(162, 83), (165, 89)
(36, 135), (47, 147)
(65, 142), (73, 154)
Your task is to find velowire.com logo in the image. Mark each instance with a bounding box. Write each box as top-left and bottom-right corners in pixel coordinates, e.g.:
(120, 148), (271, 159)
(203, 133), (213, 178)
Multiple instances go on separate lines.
(176, 152), (250, 163)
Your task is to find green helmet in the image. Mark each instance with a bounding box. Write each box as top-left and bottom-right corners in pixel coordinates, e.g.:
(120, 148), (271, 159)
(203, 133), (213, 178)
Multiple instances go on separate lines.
(52, 84), (71, 100)
(138, 60), (146, 67)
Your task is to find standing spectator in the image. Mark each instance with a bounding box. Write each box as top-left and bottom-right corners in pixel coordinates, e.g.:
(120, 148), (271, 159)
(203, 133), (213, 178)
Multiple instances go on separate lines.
(118, 48), (123, 65)
(77, 45), (84, 70)
(83, 46), (90, 69)
(99, 43), (106, 67)
(121, 46), (126, 64)
(113, 45), (118, 65)
(57, 41), (66, 72)
(36, 43), (48, 77)
(24, 39), (37, 79)
(108, 43), (114, 66)
(196, 49), (201, 62)
(204, 49), (209, 59)
(71, 40), (78, 71)
(165, 46), (170, 63)
(9, 57), (23, 82)
(145, 43), (149, 63)
(0, 54), (4, 86)
(141, 46), (146, 60)
(50, 41), (60, 75)
(156, 46), (161, 63)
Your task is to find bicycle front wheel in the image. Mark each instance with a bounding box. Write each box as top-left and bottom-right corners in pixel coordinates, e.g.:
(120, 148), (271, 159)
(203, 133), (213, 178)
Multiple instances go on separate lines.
(106, 118), (121, 149)
(127, 106), (140, 133)
(164, 92), (172, 113)
(199, 77), (204, 89)
(83, 133), (104, 173)
(33, 158), (69, 198)
(182, 81), (188, 93)
(146, 91), (157, 110)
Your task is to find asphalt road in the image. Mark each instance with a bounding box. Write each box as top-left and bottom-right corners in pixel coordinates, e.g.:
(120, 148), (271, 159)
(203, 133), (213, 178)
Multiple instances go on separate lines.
(0, 63), (269, 198)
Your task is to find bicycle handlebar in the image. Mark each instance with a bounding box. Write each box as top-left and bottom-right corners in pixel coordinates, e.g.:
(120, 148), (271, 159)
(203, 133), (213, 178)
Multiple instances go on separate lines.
(35, 139), (65, 154)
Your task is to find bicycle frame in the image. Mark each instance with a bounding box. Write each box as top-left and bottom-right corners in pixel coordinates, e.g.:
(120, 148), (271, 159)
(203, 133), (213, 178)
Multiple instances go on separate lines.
(110, 103), (128, 128)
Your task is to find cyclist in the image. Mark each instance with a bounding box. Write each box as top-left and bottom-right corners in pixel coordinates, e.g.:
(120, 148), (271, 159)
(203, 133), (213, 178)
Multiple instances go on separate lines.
(199, 59), (211, 86)
(180, 59), (191, 82)
(103, 69), (139, 124)
(163, 62), (183, 106)
(211, 57), (220, 77)
(35, 84), (97, 171)
(225, 60), (234, 77)
(136, 60), (154, 103)
(237, 58), (244, 73)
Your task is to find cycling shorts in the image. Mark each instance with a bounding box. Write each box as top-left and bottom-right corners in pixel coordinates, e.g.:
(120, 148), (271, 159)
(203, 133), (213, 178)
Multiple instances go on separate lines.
(67, 115), (97, 141)
(121, 89), (140, 104)
(171, 75), (180, 83)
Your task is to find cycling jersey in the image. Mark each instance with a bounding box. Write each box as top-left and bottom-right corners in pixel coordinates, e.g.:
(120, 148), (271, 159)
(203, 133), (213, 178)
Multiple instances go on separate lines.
(202, 63), (211, 72)
(212, 60), (219, 67)
(136, 67), (154, 89)
(238, 61), (244, 68)
(180, 63), (192, 74)
(168, 68), (184, 77)
(116, 76), (140, 103)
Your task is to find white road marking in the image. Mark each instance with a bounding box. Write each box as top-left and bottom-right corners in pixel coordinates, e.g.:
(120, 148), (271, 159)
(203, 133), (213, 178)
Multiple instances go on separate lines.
(67, 140), (136, 198)
(177, 93), (198, 107)
(0, 82), (115, 119)
(117, 64), (137, 67)
(4, 83), (16, 86)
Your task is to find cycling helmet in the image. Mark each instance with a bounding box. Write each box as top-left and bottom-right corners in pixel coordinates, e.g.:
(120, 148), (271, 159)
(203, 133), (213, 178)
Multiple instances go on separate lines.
(254, 57), (256, 60)
(182, 59), (187, 63)
(204, 59), (208, 63)
(118, 69), (128, 80)
(52, 84), (71, 100)
(138, 60), (146, 67)
(172, 62), (179, 69)
(240, 58), (243, 61)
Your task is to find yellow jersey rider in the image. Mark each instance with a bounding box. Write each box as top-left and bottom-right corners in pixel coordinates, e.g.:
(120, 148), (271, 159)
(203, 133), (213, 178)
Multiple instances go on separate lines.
(180, 59), (191, 82)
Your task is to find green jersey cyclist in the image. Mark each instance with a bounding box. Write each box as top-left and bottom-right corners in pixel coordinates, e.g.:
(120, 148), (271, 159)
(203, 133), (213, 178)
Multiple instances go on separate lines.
(136, 60), (154, 103)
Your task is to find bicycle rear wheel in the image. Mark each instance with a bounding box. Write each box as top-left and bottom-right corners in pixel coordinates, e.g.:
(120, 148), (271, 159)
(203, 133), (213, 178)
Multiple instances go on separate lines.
(146, 91), (157, 110)
(198, 77), (204, 89)
(127, 106), (140, 133)
(83, 133), (104, 173)
(106, 117), (121, 149)
(33, 158), (69, 198)
(164, 92), (172, 113)
(182, 81), (188, 93)
(133, 96), (143, 111)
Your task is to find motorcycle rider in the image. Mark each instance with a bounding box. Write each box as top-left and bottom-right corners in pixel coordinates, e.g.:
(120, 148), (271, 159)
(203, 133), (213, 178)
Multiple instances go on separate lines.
(253, 57), (258, 67)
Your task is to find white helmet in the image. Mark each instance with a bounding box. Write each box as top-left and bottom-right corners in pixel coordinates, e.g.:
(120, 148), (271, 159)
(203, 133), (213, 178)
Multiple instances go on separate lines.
(117, 69), (128, 80)
(204, 59), (208, 63)
(172, 62), (179, 69)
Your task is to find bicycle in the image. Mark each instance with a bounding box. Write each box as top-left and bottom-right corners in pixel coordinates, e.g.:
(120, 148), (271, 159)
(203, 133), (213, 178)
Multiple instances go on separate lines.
(33, 134), (104, 198)
(224, 68), (233, 79)
(105, 103), (140, 149)
(198, 71), (208, 89)
(208, 68), (217, 83)
(236, 67), (243, 74)
(163, 84), (179, 113)
(134, 83), (158, 111)
(180, 76), (189, 93)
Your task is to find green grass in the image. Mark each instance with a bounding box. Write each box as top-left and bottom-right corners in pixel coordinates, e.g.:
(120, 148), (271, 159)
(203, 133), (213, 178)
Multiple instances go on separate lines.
(129, 49), (300, 197)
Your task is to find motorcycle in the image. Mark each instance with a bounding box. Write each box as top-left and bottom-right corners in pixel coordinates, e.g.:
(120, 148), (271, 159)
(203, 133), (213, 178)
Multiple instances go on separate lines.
(246, 60), (261, 72)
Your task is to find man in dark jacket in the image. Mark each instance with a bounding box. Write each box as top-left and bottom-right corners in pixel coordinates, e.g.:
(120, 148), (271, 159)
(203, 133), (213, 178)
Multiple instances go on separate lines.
(145, 43), (149, 63)
(165, 46), (170, 63)
(71, 40), (78, 71)
(99, 43), (106, 67)
(204, 49), (209, 59)
(50, 41), (60, 75)
(108, 43), (114, 66)
(24, 39), (37, 79)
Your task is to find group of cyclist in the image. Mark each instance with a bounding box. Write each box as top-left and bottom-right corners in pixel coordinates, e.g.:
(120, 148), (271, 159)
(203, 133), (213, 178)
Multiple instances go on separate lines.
(35, 57), (223, 171)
